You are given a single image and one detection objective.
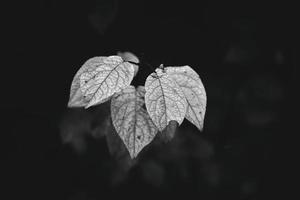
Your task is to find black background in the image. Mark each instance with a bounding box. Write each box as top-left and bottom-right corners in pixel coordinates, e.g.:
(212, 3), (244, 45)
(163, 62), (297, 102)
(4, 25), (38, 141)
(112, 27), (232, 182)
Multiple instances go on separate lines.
(3, 0), (296, 199)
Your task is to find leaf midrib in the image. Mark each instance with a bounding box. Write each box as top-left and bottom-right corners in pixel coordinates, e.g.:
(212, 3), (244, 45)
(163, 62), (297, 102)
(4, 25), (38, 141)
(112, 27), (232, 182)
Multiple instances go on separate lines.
(87, 62), (125, 105)
(157, 76), (167, 131)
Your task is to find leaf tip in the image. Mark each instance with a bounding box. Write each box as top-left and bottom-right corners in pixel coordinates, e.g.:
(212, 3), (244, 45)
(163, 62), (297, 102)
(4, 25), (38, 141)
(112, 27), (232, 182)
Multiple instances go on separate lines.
(129, 152), (137, 159)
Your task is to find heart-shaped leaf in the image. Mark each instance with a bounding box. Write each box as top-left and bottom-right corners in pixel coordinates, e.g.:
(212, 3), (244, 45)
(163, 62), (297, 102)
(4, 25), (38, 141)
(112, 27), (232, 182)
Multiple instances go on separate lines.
(145, 68), (187, 132)
(165, 66), (207, 130)
(68, 56), (135, 108)
(111, 85), (158, 158)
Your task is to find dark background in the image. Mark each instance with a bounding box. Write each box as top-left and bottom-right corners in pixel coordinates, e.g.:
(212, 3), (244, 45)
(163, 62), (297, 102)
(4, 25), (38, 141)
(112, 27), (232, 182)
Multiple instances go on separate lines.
(3, 0), (296, 199)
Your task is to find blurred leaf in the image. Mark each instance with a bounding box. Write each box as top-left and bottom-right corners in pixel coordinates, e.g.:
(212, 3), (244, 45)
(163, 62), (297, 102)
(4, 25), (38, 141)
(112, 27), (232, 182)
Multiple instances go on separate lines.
(90, 100), (111, 138)
(88, 0), (118, 35)
(160, 120), (178, 142)
(59, 108), (92, 154)
(90, 112), (111, 139)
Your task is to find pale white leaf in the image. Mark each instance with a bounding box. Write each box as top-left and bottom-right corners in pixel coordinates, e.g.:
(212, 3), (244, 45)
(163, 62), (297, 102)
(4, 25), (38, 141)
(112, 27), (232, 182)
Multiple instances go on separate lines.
(117, 51), (139, 76)
(68, 57), (106, 107)
(165, 66), (207, 130)
(145, 68), (188, 132)
(79, 56), (135, 108)
(111, 85), (158, 158)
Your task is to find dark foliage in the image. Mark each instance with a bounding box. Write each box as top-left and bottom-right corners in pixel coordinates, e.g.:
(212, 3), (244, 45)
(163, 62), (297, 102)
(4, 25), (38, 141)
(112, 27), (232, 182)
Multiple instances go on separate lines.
(3, 0), (295, 199)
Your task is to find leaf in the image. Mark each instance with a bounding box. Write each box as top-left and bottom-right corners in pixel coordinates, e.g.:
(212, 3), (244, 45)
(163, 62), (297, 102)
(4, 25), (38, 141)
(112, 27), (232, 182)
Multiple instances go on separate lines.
(164, 66), (207, 130)
(59, 108), (92, 154)
(90, 100), (112, 139)
(145, 68), (187, 132)
(117, 51), (139, 76)
(111, 85), (158, 158)
(68, 57), (104, 107)
(78, 56), (135, 108)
